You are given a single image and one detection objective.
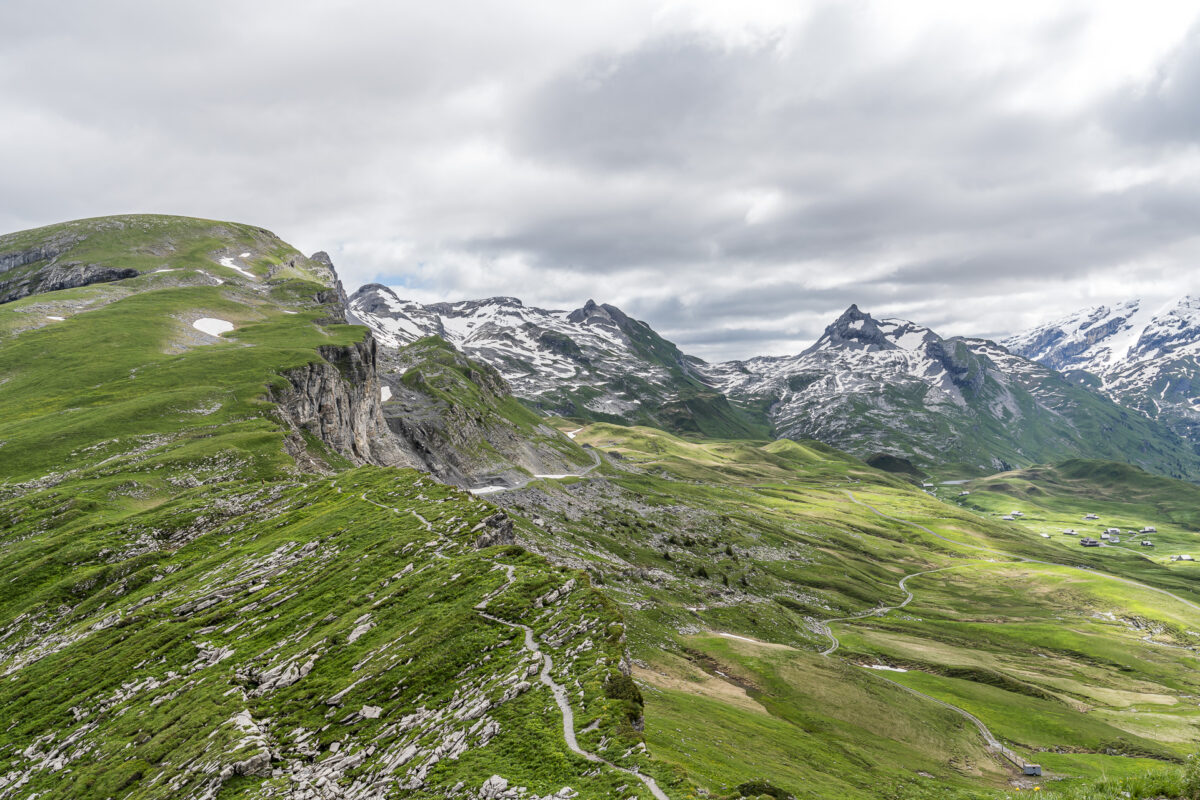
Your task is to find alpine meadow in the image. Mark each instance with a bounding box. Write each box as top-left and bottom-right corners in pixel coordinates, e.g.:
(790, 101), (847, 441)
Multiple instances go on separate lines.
(5, 4), (1200, 800)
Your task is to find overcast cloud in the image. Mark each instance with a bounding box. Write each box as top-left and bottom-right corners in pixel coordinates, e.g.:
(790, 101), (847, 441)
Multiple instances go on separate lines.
(3, 1), (1200, 360)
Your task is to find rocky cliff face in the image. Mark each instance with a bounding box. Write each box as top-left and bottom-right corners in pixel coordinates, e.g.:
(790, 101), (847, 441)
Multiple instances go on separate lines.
(376, 337), (592, 488)
(0, 261), (139, 304)
(266, 262), (417, 472)
(269, 319), (414, 471)
(0, 232), (139, 304)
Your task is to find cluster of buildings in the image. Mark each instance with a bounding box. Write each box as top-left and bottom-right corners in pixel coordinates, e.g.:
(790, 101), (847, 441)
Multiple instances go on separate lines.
(998, 511), (1193, 560)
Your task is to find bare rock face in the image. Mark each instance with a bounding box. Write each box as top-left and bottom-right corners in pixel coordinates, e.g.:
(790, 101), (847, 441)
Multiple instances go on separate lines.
(0, 229), (143, 304)
(472, 513), (515, 549)
(269, 334), (414, 471)
(0, 254), (138, 304)
(0, 232), (82, 275)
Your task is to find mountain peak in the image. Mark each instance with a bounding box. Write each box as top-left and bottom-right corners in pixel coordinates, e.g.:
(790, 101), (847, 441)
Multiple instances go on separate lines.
(805, 304), (895, 353)
(567, 299), (629, 327)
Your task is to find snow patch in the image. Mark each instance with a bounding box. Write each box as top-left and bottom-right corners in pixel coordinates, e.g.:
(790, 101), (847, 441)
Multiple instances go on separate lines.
(217, 256), (256, 280)
(46, 316), (64, 321)
(193, 318), (235, 337)
(865, 664), (908, 672)
(380, 386), (392, 402)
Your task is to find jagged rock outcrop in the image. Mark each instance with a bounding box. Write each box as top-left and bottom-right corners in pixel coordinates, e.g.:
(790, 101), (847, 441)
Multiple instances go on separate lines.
(0, 241), (72, 275)
(0, 261), (139, 304)
(0, 228), (144, 304)
(472, 512), (515, 549)
(377, 338), (589, 487)
(270, 335), (414, 471)
(801, 303), (893, 352)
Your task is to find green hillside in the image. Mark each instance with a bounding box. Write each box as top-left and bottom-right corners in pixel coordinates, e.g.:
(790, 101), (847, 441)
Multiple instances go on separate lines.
(0, 216), (647, 799)
(497, 423), (1200, 799)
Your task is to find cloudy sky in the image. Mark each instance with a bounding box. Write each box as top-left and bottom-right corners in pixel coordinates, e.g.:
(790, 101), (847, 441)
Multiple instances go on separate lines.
(3, 1), (1200, 360)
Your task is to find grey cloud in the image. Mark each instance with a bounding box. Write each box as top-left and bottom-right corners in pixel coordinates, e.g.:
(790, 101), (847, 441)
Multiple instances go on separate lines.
(1107, 23), (1200, 144)
(3, 2), (1200, 362)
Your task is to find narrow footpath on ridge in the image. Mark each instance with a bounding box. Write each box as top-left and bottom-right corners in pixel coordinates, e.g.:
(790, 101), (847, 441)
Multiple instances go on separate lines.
(475, 563), (671, 800)
(338, 477), (672, 799)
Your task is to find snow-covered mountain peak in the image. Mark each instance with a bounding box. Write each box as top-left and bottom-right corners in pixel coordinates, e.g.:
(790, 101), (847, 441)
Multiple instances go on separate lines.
(1004, 293), (1200, 443)
(1127, 294), (1200, 362)
(1001, 295), (1200, 375)
(804, 305), (941, 357)
(345, 284), (763, 435)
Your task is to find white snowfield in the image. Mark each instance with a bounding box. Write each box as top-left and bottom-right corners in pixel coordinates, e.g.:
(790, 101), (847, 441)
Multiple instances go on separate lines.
(1003, 296), (1200, 375)
(380, 386), (392, 402)
(470, 485), (510, 495)
(193, 318), (235, 337)
(46, 316), (64, 321)
(217, 256), (256, 280)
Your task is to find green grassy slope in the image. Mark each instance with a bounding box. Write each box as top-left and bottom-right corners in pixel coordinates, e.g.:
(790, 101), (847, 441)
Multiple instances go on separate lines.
(0, 470), (640, 799)
(0, 216), (650, 799)
(493, 423), (1200, 799)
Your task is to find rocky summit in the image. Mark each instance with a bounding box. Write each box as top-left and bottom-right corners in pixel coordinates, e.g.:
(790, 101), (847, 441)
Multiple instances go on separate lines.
(348, 285), (764, 439)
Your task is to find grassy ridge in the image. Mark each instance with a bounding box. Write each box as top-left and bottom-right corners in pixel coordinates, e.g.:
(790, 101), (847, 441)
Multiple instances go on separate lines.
(0, 216), (651, 799)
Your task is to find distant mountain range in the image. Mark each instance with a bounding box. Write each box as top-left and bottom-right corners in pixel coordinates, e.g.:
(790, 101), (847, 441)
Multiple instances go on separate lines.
(348, 285), (766, 439)
(1003, 296), (1200, 443)
(349, 286), (1200, 479)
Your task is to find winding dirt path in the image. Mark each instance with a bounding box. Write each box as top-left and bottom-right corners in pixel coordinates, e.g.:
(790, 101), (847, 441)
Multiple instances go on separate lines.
(469, 448), (603, 495)
(818, 564), (980, 656)
(475, 563), (672, 800)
